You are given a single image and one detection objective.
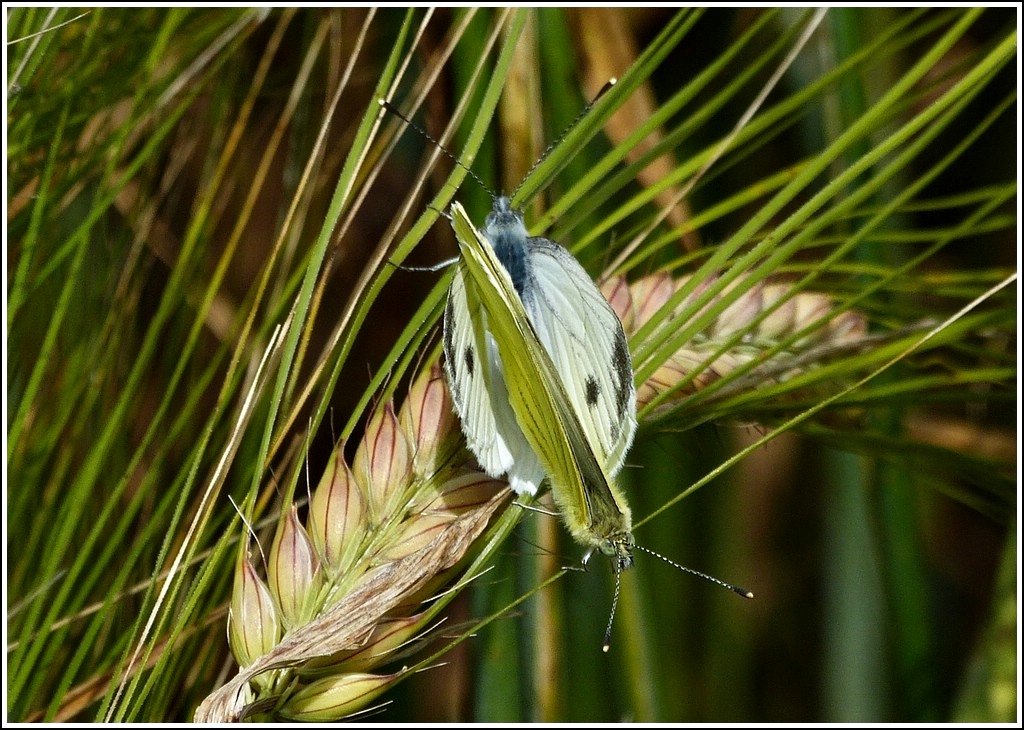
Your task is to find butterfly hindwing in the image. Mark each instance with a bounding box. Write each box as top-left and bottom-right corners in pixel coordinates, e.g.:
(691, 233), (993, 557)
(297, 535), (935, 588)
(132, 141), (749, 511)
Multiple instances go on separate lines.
(520, 236), (637, 476)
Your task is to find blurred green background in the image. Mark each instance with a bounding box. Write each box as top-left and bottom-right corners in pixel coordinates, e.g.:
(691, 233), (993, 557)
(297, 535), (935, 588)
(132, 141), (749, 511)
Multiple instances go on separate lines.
(6, 7), (1016, 722)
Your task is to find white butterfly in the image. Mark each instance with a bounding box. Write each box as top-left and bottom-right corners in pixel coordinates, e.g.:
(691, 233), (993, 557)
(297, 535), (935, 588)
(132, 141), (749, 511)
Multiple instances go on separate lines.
(443, 196), (637, 498)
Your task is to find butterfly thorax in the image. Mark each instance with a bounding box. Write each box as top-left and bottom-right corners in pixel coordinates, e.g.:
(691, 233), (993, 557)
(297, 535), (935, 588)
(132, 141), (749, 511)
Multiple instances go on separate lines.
(483, 196), (531, 298)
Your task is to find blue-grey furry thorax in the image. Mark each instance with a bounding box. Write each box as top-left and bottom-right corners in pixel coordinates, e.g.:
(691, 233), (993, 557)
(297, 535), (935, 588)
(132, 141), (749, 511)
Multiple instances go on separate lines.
(483, 196), (531, 298)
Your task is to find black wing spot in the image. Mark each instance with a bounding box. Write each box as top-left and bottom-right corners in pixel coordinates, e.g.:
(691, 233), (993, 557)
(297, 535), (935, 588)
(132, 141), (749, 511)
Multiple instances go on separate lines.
(585, 376), (600, 407)
(463, 345), (475, 377)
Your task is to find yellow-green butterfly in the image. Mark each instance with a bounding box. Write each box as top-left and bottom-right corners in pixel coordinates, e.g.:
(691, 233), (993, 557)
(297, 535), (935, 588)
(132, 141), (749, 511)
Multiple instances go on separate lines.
(443, 199), (752, 649)
(443, 200), (637, 572)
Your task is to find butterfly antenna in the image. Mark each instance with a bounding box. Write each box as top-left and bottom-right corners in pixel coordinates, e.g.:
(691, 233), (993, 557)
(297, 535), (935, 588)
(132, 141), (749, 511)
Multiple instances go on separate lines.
(510, 78), (617, 202)
(602, 561), (623, 653)
(635, 544), (754, 599)
(378, 98), (495, 198)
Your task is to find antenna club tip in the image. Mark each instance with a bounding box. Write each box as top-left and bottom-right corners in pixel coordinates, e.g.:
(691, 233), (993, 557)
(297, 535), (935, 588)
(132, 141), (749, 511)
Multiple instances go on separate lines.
(377, 98), (386, 106)
(609, 77), (618, 85)
(602, 643), (611, 653)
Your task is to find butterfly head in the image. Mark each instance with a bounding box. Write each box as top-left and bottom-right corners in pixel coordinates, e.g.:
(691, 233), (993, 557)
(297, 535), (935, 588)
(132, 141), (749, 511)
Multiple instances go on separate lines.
(483, 196), (524, 234)
(600, 530), (635, 573)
